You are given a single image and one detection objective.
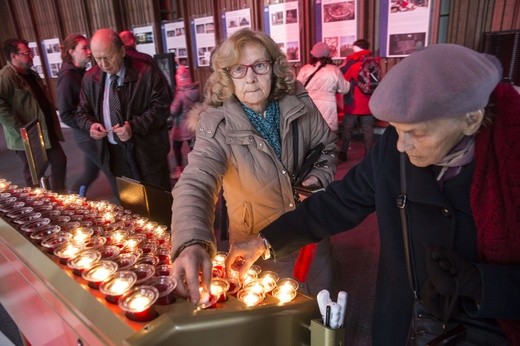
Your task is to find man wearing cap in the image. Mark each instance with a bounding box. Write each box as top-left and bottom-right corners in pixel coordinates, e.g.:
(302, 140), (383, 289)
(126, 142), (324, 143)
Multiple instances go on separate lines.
(225, 44), (520, 344)
(296, 42), (350, 132)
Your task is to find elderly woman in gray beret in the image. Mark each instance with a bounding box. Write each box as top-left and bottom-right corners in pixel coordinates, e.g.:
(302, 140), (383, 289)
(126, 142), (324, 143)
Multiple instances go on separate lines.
(226, 44), (520, 345)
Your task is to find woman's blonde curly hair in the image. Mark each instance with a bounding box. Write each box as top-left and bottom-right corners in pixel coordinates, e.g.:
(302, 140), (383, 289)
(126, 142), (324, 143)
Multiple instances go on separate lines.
(203, 28), (296, 107)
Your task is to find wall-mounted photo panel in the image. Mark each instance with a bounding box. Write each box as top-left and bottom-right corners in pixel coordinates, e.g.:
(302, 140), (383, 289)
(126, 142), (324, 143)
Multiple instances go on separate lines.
(380, 0), (432, 57)
(162, 21), (189, 66)
(265, 2), (301, 62)
(315, 0), (358, 60)
(42, 38), (61, 79)
(222, 8), (251, 38)
(28, 41), (44, 79)
(192, 16), (216, 67)
(133, 25), (156, 56)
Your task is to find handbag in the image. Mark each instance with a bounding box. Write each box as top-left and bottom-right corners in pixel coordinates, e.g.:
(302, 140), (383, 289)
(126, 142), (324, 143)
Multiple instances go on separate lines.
(398, 153), (507, 346)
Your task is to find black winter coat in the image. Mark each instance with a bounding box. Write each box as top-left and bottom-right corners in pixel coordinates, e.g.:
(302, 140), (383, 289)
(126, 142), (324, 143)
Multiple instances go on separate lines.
(76, 56), (172, 190)
(262, 126), (520, 345)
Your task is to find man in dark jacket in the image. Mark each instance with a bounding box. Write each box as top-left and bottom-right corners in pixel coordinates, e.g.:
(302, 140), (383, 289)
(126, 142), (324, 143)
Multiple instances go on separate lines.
(119, 30), (156, 66)
(223, 45), (520, 344)
(76, 28), (172, 192)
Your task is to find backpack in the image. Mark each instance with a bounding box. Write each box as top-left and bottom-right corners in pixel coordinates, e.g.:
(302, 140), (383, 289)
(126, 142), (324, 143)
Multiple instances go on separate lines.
(356, 55), (380, 95)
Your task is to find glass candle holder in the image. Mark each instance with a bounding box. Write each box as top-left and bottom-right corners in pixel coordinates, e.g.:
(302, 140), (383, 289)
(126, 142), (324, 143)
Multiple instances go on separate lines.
(136, 254), (159, 267)
(212, 251), (228, 267)
(197, 288), (219, 310)
(69, 227), (94, 243)
(272, 279), (298, 304)
(130, 263), (155, 285)
(154, 264), (171, 277)
(6, 206), (33, 219)
(155, 247), (171, 265)
(123, 235), (143, 251)
(210, 278), (230, 302)
(54, 240), (84, 264)
(82, 260), (118, 289)
(105, 229), (128, 245)
(100, 244), (122, 260)
(139, 239), (158, 254)
(40, 232), (72, 254)
(143, 221), (158, 238)
(67, 249), (102, 276)
(99, 271), (137, 304)
(258, 271), (279, 293)
(0, 201), (25, 214)
(225, 278), (242, 295)
(113, 252), (140, 270)
(20, 218), (51, 234)
(277, 278), (299, 292)
(243, 279), (267, 296)
(29, 225), (61, 244)
(146, 276), (177, 305)
(237, 290), (264, 307)
(13, 212), (42, 225)
(83, 235), (107, 251)
(118, 285), (159, 322)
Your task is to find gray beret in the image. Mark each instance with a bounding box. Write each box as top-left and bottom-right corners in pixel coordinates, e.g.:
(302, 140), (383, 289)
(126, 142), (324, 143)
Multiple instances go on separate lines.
(369, 44), (502, 123)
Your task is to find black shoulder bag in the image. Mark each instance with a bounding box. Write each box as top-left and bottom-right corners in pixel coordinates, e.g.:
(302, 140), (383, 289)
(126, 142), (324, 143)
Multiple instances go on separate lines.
(398, 153), (507, 346)
(304, 63), (325, 88)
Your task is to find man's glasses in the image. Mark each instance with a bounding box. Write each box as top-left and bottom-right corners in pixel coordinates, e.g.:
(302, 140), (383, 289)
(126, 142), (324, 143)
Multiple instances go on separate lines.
(16, 51), (33, 57)
(227, 61), (271, 79)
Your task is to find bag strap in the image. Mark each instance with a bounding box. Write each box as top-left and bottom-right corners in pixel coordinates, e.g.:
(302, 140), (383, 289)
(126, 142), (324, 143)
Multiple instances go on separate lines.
(292, 120), (299, 176)
(397, 152), (418, 297)
(304, 63), (325, 87)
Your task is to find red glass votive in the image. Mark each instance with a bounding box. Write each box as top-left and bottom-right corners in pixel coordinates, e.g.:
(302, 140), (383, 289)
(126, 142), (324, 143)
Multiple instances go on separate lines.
(146, 276), (177, 305)
(13, 212), (42, 225)
(100, 244), (122, 260)
(212, 265), (226, 278)
(130, 263), (155, 285)
(139, 239), (158, 254)
(119, 285), (159, 322)
(226, 278), (241, 295)
(6, 206), (33, 219)
(135, 254), (159, 267)
(155, 247), (171, 265)
(82, 260), (118, 289)
(83, 236), (107, 251)
(113, 252), (140, 270)
(99, 271), (137, 304)
(154, 264), (170, 277)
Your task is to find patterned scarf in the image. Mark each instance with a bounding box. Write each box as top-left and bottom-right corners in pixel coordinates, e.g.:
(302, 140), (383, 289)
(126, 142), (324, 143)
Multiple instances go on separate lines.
(240, 101), (281, 159)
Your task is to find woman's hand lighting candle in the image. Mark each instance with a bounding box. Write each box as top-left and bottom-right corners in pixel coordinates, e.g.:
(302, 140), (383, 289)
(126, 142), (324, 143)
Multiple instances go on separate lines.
(118, 286), (159, 322)
(99, 271), (137, 304)
(82, 260), (118, 289)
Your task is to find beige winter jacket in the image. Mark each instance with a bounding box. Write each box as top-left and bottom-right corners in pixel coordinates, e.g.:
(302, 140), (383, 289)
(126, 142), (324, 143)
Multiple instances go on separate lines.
(171, 83), (337, 258)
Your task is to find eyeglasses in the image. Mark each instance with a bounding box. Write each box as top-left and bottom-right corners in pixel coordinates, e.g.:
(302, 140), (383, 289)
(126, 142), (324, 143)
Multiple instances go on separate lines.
(16, 51), (33, 57)
(227, 61), (271, 79)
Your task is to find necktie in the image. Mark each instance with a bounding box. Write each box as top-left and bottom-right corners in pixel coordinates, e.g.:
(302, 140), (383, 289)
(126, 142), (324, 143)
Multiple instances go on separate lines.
(108, 74), (121, 128)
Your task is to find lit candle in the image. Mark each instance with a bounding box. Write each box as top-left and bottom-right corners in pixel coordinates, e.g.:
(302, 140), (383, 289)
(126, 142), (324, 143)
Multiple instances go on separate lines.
(123, 235), (143, 250)
(109, 229), (128, 244)
(211, 278), (230, 302)
(237, 290), (264, 307)
(53, 240), (83, 263)
(70, 227), (94, 243)
(277, 278), (299, 292)
(259, 271), (279, 293)
(118, 286), (159, 322)
(67, 249), (101, 276)
(82, 261), (118, 289)
(99, 271), (137, 304)
(243, 279), (266, 295)
(212, 251), (228, 267)
(272, 287), (297, 303)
